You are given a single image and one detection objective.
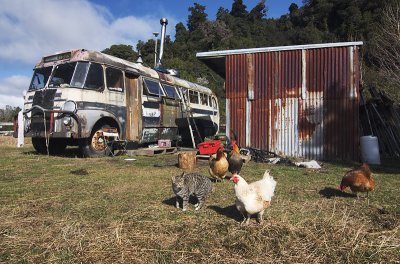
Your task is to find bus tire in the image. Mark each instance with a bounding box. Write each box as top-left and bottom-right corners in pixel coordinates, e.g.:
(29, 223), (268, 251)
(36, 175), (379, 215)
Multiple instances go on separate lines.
(48, 139), (67, 155)
(80, 124), (112, 157)
(32, 137), (47, 154)
(32, 138), (67, 155)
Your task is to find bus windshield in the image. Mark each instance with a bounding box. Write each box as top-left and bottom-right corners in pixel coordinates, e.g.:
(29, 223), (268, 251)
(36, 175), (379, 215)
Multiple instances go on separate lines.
(29, 66), (52, 91)
(48, 62), (77, 88)
(43, 61), (103, 90)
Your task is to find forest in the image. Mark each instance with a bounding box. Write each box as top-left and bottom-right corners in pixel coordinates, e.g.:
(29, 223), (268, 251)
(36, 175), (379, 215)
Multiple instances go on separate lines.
(102, 0), (400, 111)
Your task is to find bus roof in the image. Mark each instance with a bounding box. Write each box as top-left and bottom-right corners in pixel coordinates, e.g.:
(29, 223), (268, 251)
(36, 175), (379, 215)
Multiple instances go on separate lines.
(36, 49), (214, 95)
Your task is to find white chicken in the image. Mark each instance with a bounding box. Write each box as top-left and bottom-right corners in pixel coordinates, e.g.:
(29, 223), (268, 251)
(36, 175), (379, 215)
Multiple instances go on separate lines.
(230, 170), (277, 225)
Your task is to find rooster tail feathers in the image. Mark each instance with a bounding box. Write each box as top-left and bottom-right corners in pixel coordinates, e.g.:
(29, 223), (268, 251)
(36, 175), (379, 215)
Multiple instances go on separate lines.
(258, 170), (277, 201)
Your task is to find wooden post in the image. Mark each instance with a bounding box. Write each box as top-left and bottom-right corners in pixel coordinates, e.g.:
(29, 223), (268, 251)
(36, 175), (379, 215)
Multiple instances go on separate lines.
(178, 151), (197, 171)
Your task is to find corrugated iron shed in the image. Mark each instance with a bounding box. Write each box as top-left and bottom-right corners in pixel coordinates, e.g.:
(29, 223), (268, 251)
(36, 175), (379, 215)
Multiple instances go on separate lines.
(197, 42), (363, 161)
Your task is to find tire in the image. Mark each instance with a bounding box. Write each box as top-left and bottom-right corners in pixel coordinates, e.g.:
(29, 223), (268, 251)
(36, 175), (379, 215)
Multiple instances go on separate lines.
(80, 125), (113, 157)
(48, 139), (67, 155)
(32, 137), (47, 154)
(32, 138), (67, 155)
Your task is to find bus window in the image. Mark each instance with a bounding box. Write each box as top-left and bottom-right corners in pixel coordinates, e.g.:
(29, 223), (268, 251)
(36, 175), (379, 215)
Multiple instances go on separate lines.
(189, 90), (199, 104)
(71, 62), (89, 88)
(212, 97), (218, 109)
(200, 93), (209, 105)
(162, 84), (179, 99)
(106, 67), (124, 92)
(143, 78), (165, 97)
(48, 62), (76, 88)
(29, 66), (52, 90)
(84, 63), (104, 90)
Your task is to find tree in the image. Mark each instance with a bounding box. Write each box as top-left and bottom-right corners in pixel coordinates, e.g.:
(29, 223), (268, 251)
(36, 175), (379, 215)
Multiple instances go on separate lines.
(199, 20), (232, 50)
(0, 105), (21, 122)
(175, 22), (189, 44)
(371, 4), (400, 100)
(102, 44), (138, 62)
(230, 0), (248, 18)
(248, 0), (267, 21)
(188, 3), (208, 32)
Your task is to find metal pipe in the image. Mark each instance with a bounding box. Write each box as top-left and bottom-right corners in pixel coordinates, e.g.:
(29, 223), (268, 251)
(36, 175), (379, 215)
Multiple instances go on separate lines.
(153, 32), (159, 68)
(156, 18), (168, 68)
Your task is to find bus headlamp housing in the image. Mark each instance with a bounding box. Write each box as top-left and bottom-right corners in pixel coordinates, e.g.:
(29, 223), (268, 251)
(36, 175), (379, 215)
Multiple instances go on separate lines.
(62, 100), (76, 113)
(63, 116), (72, 126)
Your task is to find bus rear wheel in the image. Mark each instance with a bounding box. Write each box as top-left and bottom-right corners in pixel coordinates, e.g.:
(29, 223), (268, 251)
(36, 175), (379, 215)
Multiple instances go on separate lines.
(80, 125), (112, 157)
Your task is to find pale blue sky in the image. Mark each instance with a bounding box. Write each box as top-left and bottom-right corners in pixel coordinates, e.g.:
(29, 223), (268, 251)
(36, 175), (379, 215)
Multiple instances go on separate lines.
(0, 0), (302, 108)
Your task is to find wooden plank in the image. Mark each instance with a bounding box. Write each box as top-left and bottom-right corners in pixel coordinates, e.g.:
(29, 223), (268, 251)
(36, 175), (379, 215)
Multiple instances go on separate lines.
(126, 147), (177, 156)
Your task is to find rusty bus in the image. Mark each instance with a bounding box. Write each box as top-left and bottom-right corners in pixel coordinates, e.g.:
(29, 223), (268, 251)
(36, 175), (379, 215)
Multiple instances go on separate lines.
(22, 49), (219, 157)
(22, 19), (219, 157)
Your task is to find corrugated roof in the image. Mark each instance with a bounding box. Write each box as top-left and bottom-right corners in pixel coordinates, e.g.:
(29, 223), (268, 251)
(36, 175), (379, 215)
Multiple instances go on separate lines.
(197, 42), (363, 58)
(196, 42), (363, 78)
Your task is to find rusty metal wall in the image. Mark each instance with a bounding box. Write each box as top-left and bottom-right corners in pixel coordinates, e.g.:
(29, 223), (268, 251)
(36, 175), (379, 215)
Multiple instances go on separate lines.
(225, 45), (361, 161)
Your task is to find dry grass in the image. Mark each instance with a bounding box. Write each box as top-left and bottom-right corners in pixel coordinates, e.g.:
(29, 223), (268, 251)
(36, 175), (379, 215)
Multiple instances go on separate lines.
(0, 143), (399, 263)
(0, 135), (18, 146)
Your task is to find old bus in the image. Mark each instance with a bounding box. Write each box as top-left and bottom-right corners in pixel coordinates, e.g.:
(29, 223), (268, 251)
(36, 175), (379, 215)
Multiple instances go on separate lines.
(23, 49), (220, 157)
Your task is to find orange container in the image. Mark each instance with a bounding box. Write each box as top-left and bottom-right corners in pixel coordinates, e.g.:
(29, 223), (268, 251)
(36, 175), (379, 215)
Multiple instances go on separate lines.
(197, 140), (222, 155)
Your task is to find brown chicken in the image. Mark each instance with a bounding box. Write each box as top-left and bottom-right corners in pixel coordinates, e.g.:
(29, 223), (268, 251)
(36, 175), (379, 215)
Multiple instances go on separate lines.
(228, 140), (243, 175)
(340, 163), (375, 199)
(209, 146), (229, 181)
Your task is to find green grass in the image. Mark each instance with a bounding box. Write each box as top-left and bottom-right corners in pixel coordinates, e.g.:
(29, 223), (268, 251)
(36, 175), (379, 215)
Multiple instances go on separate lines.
(0, 141), (399, 263)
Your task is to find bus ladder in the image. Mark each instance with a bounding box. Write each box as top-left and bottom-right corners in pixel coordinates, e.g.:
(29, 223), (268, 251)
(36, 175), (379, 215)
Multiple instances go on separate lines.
(178, 88), (202, 148)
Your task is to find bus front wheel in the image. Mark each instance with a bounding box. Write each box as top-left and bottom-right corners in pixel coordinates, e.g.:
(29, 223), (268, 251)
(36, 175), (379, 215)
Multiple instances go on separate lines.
(32, 138), (67, 155)
(80, 125), (112, 157)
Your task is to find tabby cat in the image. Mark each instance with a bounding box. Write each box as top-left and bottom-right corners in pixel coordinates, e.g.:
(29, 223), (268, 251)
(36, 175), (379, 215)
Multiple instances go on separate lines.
(171, 172), (213, 211)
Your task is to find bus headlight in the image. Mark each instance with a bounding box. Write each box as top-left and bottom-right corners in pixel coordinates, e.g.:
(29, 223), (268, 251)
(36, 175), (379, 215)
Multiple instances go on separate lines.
(62, 100), (76, 113)
(63, 116), (72, 126)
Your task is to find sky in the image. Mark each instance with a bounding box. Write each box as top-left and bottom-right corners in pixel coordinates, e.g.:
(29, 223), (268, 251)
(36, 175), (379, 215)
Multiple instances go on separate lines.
(0, 0), (302, 109)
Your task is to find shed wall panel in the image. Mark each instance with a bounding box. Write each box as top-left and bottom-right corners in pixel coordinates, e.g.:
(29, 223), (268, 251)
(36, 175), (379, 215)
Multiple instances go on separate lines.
(225, 45), (361, 161)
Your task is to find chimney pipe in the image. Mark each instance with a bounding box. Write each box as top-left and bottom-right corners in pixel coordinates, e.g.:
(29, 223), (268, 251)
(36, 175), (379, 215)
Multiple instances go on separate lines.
(156, 18), (168, 68)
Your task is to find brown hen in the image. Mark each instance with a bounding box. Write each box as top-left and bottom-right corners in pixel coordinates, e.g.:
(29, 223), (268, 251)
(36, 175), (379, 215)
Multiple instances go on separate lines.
(340, 163), (375, 199)
(209, 146), (229, 182)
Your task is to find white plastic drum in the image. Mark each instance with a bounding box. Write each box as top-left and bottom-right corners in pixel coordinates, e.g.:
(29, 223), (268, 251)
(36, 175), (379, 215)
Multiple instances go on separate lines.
(360, 136), (381, 165)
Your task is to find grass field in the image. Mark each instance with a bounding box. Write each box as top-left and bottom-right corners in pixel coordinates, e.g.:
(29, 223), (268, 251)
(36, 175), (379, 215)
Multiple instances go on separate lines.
(0, 137), (399, 263)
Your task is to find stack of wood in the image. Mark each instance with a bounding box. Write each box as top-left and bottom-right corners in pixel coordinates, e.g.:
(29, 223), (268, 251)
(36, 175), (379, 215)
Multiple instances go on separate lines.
(360, 87), (400, 158)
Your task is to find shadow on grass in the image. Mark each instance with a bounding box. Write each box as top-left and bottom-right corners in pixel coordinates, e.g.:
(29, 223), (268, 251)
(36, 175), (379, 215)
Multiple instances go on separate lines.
(319, 187), (357, 199)
(23, 147), (83, 158)
(163, 197), (176, 207)
(208, 205), (242, 222)
(162, 196), (200, 208)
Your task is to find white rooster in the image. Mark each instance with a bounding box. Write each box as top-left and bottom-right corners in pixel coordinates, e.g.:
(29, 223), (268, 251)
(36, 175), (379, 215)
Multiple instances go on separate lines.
(230, 170), (277, 225)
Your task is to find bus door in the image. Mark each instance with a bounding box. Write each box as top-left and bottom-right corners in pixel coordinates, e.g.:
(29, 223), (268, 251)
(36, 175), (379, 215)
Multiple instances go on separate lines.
(125, 73), (141, 141)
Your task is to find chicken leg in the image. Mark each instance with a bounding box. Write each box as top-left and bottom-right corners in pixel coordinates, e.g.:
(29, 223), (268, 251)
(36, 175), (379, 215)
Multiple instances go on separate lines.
(256, 210), (265, 224)
(241, 213), (251, 226)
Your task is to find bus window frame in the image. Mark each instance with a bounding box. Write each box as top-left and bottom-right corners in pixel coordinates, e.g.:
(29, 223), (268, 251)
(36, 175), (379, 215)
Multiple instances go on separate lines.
(200, 93), (209, 106)
(83, 62), (104, 90)
(162, 83), (180, 99)
(143, 78), (165, 97)
(189, 90), (199, 104)
(211, 96), (218, 109)
(105, 67), (124, 92)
